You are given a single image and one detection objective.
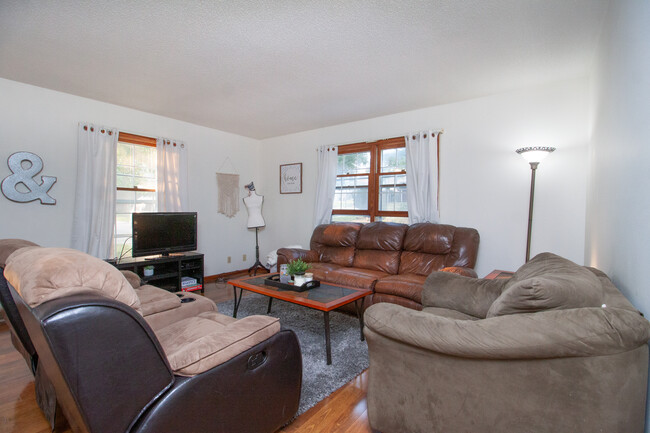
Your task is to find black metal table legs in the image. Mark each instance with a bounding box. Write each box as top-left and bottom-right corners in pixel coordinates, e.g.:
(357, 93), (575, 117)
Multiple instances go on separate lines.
(324, 311), (332, 365)
(354, 298), (366, 341)
(232, 287), (243, 318)
(324, 299), (365, 365)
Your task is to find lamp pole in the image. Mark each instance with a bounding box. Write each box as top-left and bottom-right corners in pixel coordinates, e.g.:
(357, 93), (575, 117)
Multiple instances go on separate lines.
(516, 146), (555, 263)
(525, 162), (539, 262)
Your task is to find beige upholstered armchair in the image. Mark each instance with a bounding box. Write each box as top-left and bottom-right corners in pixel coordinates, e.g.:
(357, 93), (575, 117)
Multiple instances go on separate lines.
(364, 253), (650, 433)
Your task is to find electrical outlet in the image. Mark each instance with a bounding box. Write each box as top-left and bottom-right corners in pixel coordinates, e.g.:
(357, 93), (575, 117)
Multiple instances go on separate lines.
(227, 256), (231, 263)
(243, 254), (247, 261)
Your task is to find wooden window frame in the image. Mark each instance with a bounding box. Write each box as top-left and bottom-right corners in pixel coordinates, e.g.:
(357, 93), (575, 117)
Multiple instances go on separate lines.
(117, 132), (157, 193)
(333, 136), (407, 222)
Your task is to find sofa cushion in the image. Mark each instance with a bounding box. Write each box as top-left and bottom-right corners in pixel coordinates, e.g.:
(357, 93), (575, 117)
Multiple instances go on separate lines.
(372, 293), (422, 310)
(422, 306), (479, 321)
(0, 239), (40, 267)
(310, 223), (362, 266)
(144, 292), (218, 331)
(325, 267), (387, 290)
(4, 247), (142, 314)
(402, 223), (455, 255)
(353, 222), (408, 274)
(308, 262), (342, 282)
(375, 274), (427, 304)
(398, 251), (447, 276)
(136, 285), (181, 316)
(487, 253), (603, 317)
(423, 271), (505, 318)
(398, 224), (480, 274)
(157, 311), (280, 376)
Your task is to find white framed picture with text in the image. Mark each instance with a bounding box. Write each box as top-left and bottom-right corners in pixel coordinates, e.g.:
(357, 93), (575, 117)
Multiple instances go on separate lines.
(280, 163), (302, 194)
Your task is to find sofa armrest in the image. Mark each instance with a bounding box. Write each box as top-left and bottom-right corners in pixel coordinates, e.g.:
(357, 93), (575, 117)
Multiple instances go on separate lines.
(440, 266), (478, 278)
(276, 248), (319, 266)
(364, 302), (650, 360)
(121, 270), (143, 288)
(133, 329), (302, 433)
(423, 271), (505, 318)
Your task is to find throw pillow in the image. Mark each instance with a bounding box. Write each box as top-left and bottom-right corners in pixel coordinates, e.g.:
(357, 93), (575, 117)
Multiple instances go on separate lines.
(487, 271), (603, 317)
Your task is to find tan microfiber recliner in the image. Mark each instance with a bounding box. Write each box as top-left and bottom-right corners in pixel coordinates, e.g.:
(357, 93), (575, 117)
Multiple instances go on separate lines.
(364, 252), (650, 433)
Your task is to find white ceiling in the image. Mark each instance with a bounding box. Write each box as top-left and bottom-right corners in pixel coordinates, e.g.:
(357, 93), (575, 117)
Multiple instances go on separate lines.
(0, 0), (609, 139)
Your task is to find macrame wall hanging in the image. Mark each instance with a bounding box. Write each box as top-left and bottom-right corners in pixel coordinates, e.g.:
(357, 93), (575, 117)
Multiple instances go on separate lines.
(216, 157), (239, 218)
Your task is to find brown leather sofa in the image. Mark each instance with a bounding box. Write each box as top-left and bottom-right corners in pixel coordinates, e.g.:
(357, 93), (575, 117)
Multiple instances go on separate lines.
(1, 242), (302, 433)
(364, 252), (650, 433)
(277, 222), (480, 310)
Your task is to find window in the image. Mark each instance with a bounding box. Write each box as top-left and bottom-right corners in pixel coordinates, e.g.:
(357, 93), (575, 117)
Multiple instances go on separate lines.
(114, 132), (157, 257)
(332, 137), (408, 224)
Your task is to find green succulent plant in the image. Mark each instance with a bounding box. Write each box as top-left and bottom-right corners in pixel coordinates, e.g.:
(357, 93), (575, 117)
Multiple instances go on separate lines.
(286, 258), (310, 276)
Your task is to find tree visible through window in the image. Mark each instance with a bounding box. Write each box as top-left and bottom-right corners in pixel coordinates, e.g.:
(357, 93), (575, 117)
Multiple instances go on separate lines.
(114, 133), (157, 257)
(332, 137), (408, 224)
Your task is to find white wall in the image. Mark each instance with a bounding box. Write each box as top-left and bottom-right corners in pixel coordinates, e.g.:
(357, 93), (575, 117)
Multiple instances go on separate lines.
(0, 78), (262, 276)
(587, 0), (650, 313)
(0, 76), (593, 280)
(260, 79), (590, 277)
(586, 2), (650, 428)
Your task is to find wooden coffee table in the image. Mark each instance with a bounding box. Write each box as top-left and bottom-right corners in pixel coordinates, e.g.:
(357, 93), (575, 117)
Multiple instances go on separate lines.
(228, 274), (372, 365)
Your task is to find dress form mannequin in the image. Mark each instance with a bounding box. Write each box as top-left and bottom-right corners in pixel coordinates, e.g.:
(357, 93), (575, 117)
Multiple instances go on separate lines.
(243, 182), (268, 275)
(243, 191), (265, 228)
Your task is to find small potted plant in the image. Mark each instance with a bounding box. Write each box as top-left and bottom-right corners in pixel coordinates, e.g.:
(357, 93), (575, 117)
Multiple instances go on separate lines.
(286, 258), (310, 286)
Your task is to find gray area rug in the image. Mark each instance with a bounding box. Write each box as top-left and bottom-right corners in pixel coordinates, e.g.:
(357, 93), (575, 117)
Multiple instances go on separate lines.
(217, 293), (369, 415)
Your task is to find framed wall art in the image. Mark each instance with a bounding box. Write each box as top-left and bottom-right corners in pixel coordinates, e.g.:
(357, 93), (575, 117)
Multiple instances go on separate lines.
(280, 163), (302, 194)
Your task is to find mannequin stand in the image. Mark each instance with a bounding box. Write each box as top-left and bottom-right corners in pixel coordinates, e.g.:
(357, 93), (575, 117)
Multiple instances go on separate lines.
(248, 227), (268, 276)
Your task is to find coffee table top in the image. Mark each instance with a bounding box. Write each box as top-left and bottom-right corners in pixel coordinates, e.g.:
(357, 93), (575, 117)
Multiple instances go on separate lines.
(228, 274), (372, 312)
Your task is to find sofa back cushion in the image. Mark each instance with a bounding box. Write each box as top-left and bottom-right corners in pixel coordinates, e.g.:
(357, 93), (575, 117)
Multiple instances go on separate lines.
(486, 252), (603, 317)
(0, 238), (40, 267)
(310, 223), (362, 266)
(5, 247), (142, 314)
(353, 222), (408, 274)
(399, 224), (479, 276)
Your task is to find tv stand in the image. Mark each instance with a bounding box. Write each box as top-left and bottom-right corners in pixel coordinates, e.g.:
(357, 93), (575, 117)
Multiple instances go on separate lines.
(113, 252), (204, 293)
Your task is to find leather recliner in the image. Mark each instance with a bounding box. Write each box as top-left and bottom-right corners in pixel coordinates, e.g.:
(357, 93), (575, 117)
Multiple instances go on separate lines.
(2, 243), (302, 433)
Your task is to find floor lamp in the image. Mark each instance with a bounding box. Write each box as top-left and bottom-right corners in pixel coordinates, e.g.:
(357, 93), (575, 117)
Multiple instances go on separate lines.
(516, 146), (555, 262)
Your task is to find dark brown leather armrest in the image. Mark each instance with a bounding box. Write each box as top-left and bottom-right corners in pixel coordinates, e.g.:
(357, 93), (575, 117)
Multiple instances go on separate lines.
(276, 248), (319, 266)
(441, 266), (478, 278)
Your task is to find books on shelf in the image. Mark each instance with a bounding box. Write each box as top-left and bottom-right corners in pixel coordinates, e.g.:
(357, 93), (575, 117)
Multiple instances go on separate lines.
(182, 284), (202, 292)
(181, 276), (198, 287)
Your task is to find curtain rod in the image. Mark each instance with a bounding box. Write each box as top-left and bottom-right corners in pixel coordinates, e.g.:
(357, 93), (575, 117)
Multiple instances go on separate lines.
(316, 128), (444, 150)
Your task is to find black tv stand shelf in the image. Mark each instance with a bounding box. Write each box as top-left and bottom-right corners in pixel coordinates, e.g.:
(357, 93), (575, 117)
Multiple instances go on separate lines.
(112, 252), (204, 294)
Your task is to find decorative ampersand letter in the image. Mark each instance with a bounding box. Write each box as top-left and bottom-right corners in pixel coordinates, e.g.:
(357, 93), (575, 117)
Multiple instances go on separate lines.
(1, 152), (57, 205)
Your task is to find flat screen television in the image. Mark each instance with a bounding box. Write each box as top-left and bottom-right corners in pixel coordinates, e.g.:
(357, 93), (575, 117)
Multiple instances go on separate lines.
(132, 212), (197, 257)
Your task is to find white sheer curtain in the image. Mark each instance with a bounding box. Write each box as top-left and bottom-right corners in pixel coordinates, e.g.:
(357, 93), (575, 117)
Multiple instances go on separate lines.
(156, 138), (189, 212)
(406, 130), (440, 223)
(313, 145), (338, 226)
(71, 123), (118, 258)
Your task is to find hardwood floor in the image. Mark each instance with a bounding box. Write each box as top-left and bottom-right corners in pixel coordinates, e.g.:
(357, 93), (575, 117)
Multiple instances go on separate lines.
(0, 279), (375, 432)
(0, 322), (55, 433)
